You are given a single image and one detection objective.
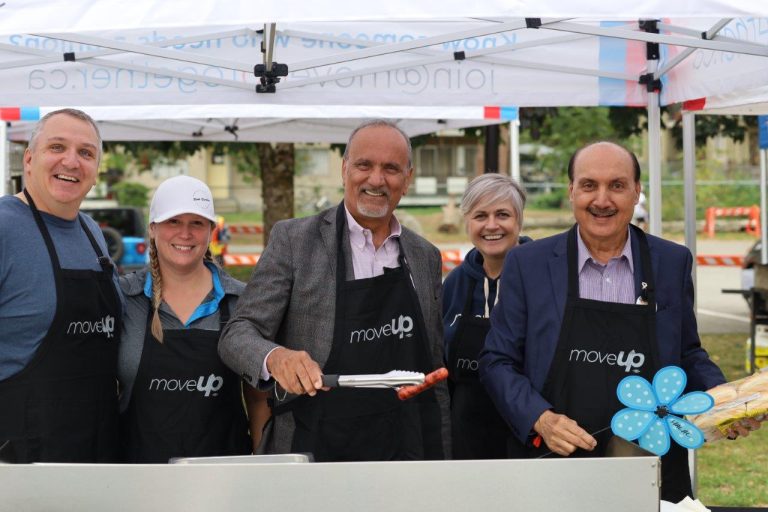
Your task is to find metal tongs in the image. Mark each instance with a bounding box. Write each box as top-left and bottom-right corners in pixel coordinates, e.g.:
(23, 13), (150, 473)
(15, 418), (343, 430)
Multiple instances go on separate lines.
(321, 370), (425, 389)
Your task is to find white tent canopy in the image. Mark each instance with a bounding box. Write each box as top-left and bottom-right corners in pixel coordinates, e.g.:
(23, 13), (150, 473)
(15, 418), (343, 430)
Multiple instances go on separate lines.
(1, 3), (768, 234)
(1, 16), (767, 109)
(1, 1), (765, 35)
(685, 87), (768, 116)
(5, 105), (502, 143)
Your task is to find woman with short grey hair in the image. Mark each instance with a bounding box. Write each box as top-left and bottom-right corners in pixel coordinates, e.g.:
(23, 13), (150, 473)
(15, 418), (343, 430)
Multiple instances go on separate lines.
(459, 174), (526, 237)
(443, 173), (529, 459)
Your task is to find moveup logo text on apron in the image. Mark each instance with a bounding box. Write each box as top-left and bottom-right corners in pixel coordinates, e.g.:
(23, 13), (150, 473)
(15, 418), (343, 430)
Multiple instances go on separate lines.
(349, 315), (414, 344)
(149, 373), (224, 397)
(568, 349), (646, 373)
(66, 314), (116, 339)
(455, 358), (479, 371)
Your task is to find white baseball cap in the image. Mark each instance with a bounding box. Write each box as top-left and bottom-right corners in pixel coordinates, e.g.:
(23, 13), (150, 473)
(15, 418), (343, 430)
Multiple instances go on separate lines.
(149, 175), (216, 224)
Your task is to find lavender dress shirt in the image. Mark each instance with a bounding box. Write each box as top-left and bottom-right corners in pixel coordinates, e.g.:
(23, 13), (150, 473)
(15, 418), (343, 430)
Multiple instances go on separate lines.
(576, 226), (636, 305)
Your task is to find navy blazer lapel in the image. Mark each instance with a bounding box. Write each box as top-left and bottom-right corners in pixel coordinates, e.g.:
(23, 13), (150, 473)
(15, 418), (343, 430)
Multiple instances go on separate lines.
(630, 229), (642, 296)
(548, 234), (569, 322)
(629, 228), (660, 298)
(649, 237), (661, 293)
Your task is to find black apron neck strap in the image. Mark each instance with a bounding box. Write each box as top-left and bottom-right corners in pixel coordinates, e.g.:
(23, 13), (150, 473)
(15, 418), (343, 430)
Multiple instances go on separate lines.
(218, 295), (231, 329)
(23, 188), (110, 273)
(144, 296), (156, 340)
(566, 224), (580, 299)
(79, 217), (106, 256)
(77, 216), (113, 272)
(335, 202), (349, 286)
(630, 224), (656, 308)
(462, 276), (483, 317)
(24, 188), (63, 272)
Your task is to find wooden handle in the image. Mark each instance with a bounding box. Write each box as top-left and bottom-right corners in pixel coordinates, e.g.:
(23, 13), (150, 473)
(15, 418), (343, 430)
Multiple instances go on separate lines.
(397, 368), (449, 401)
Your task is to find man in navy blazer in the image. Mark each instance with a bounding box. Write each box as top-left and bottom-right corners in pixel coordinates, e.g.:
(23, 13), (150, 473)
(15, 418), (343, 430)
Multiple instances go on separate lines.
(479, 141), (757, 502)
(480, 218), (723, 441)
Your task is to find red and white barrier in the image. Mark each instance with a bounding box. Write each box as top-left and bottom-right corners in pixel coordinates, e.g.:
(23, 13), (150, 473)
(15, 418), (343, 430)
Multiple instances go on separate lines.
(223, 254), (261, 266)
(228, 224), (263, 235)
(225, 250), (466, 270)
(703, 206), (760, 238)
(224, 251), (744, 268)
(441, 250), (463, 273)
(696, 255), (744, 267)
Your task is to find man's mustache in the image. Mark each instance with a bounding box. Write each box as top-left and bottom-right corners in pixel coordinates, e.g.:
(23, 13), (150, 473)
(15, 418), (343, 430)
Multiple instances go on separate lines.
(587, 206), (618, 217)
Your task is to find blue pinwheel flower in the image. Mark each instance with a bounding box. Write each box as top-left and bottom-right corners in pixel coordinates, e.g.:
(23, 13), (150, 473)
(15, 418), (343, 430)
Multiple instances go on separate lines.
(610, 366), (714, 456)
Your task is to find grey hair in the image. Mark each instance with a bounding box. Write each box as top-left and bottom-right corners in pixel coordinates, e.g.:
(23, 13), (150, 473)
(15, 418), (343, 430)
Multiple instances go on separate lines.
(342, 119), (413, 171)
(28, 108), (103, 162)
(460, 173), (527, 228)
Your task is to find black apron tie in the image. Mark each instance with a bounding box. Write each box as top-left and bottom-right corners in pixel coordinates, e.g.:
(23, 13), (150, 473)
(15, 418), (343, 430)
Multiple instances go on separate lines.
(0, 190), (121, 463)
(534, 224), (692, 502)
(277, 204), (443, 462)
(120, 292), (250, 463)
(447, 277), (523, 458)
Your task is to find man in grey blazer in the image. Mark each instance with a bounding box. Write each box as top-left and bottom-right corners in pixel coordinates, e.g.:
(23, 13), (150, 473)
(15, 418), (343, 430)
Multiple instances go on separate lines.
(220, 120), (449, 461)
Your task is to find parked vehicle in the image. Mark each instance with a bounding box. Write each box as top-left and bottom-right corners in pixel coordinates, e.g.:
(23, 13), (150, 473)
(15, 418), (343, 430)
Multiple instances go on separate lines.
(80, 202), (148, 273)
(740, 240), (764, 305)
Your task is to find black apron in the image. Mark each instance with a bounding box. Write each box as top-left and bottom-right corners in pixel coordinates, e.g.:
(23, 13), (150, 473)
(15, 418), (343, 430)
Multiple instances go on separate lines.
(447, 280), (523, 459)
(121, 297), (251, 463)
(0, 190), (121, 463)
(533, 224), (691, 502)
(277, 205), (443, 462)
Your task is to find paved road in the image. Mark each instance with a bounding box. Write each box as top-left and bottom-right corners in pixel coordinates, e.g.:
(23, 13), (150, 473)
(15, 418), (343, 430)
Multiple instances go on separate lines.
(228, 238), (757, 334)
(693, 239), (753, 334)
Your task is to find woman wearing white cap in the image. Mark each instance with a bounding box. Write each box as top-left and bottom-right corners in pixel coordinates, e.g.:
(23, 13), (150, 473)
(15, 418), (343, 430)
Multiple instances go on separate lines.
(117, 175), (268, 462)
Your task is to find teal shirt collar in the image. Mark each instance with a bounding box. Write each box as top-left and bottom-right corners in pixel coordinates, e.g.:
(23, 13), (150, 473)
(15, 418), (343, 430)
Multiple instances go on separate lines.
(143, 261), (225, 327)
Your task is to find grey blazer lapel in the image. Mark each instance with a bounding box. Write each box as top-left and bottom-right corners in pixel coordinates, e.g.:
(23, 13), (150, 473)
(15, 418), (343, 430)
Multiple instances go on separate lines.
(399, 232), (426, 297)
(548, 234), (569, 323)
(320, 206), (339, 279)
(399, 233), (436, 349)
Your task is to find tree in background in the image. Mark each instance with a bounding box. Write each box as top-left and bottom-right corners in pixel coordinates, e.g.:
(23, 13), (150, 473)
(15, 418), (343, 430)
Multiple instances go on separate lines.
(520, 107), (619, 208)
(103, 151), (129, 192)
(254, 143), (294, 245)
(520, 105), (755, 159)
(111, 182), (150, 208)
(608, 106), (757, 154)
(519, 106), (759, 217)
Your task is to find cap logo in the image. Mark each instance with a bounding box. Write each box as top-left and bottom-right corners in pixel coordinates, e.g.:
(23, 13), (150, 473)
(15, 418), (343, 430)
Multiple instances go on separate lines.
(192, 189), (212, 209)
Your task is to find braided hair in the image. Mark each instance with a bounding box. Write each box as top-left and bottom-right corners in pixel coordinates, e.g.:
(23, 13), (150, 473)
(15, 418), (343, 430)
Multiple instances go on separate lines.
(148, 238), (165, 342)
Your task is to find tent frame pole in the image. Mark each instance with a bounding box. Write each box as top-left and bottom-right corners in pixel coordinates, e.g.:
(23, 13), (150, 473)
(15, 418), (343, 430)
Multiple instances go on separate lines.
(0, 123), (7, 197)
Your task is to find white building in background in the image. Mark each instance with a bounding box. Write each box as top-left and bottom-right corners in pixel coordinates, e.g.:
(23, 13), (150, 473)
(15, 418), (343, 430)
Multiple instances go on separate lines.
(105, 133), (491, 213)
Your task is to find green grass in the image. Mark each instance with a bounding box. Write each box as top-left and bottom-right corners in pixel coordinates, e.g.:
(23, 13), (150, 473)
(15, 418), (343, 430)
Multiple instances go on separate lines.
(223, 265), (254, 283)
(219, 211), (264, 223)
(697, 334), (768, 507)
